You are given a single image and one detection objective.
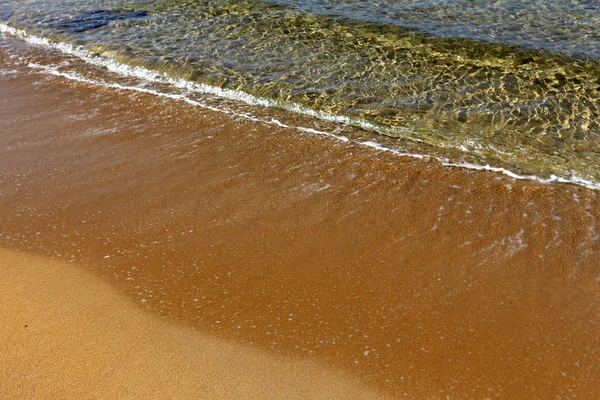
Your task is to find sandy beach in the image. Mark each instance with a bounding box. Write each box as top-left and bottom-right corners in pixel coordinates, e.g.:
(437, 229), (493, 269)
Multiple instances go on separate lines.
(0, 248), (388, 399)
(1, 40), (600, 399)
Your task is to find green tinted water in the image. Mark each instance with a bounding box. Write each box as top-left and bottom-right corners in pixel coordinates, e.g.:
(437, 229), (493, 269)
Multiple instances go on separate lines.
(1, 0), (599, 185)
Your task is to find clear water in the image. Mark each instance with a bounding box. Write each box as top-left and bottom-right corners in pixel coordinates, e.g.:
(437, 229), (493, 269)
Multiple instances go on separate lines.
(1, 0), (599, 186)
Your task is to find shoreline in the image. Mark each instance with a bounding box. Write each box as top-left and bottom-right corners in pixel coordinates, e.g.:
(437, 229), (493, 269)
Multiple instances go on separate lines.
(3, 24), (600, 192)
(2, 39), (600, 399)
(0, 247), (387, 399)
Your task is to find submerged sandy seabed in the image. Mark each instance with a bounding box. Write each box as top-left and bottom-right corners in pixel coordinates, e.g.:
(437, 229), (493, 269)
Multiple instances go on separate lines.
(1, 41), (600, 399)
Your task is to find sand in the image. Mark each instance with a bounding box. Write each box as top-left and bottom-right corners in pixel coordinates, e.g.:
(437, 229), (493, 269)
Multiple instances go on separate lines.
(0, 248), (388, 399)
(2, 37), (600, 399)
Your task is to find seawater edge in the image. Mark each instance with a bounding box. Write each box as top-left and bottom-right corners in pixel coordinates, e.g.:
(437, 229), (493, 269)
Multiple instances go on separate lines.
(1, 45), (600, 398)
(2, 22), (600, 192)
(0, 247), (389, 399)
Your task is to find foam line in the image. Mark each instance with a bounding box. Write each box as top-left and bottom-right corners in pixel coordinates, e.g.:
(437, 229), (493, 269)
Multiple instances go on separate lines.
(0, 23), (397, 135)
(2, 22), (600, 191)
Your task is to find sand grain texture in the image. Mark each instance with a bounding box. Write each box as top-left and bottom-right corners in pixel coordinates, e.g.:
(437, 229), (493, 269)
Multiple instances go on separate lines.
(0, 248), (387, 400)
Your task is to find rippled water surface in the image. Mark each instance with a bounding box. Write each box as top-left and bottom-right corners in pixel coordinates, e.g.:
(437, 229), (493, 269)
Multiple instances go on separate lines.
(1, 0), (599, 186)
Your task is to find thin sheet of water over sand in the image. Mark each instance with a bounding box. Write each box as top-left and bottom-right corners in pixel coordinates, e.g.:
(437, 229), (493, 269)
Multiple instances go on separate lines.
(0, 248), (388, 399)
(1, 47), (599, 399)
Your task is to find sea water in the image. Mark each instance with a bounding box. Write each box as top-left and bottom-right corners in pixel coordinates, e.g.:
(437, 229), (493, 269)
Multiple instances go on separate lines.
(1, 0), (599, 188)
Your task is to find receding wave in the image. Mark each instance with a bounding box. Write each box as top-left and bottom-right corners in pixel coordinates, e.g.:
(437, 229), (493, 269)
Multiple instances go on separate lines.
(1, 19), (600, 191)
(1, 1), (599, 183)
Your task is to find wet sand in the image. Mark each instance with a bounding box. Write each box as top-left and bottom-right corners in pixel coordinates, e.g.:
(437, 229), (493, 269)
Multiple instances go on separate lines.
(1, 42), (600, 399)
(0, 247), (387, 399)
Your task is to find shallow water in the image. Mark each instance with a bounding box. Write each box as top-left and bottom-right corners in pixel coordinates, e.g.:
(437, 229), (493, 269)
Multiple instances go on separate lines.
(2, 3), (600, 397)
(1, 0), (599, 188)
(1, 46), (600, 398)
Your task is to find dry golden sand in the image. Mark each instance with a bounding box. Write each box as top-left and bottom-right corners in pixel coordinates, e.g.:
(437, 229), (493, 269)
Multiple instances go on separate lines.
(1, 41), (600, 399)
(0, 248), (388, 400)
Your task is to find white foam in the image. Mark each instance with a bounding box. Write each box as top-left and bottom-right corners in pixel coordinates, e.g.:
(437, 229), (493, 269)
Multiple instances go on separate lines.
(442, 161), (600, 191)
(0, 22), (388, 132)
(359, 141), (426, 159)
(3, 22), (600, 192)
